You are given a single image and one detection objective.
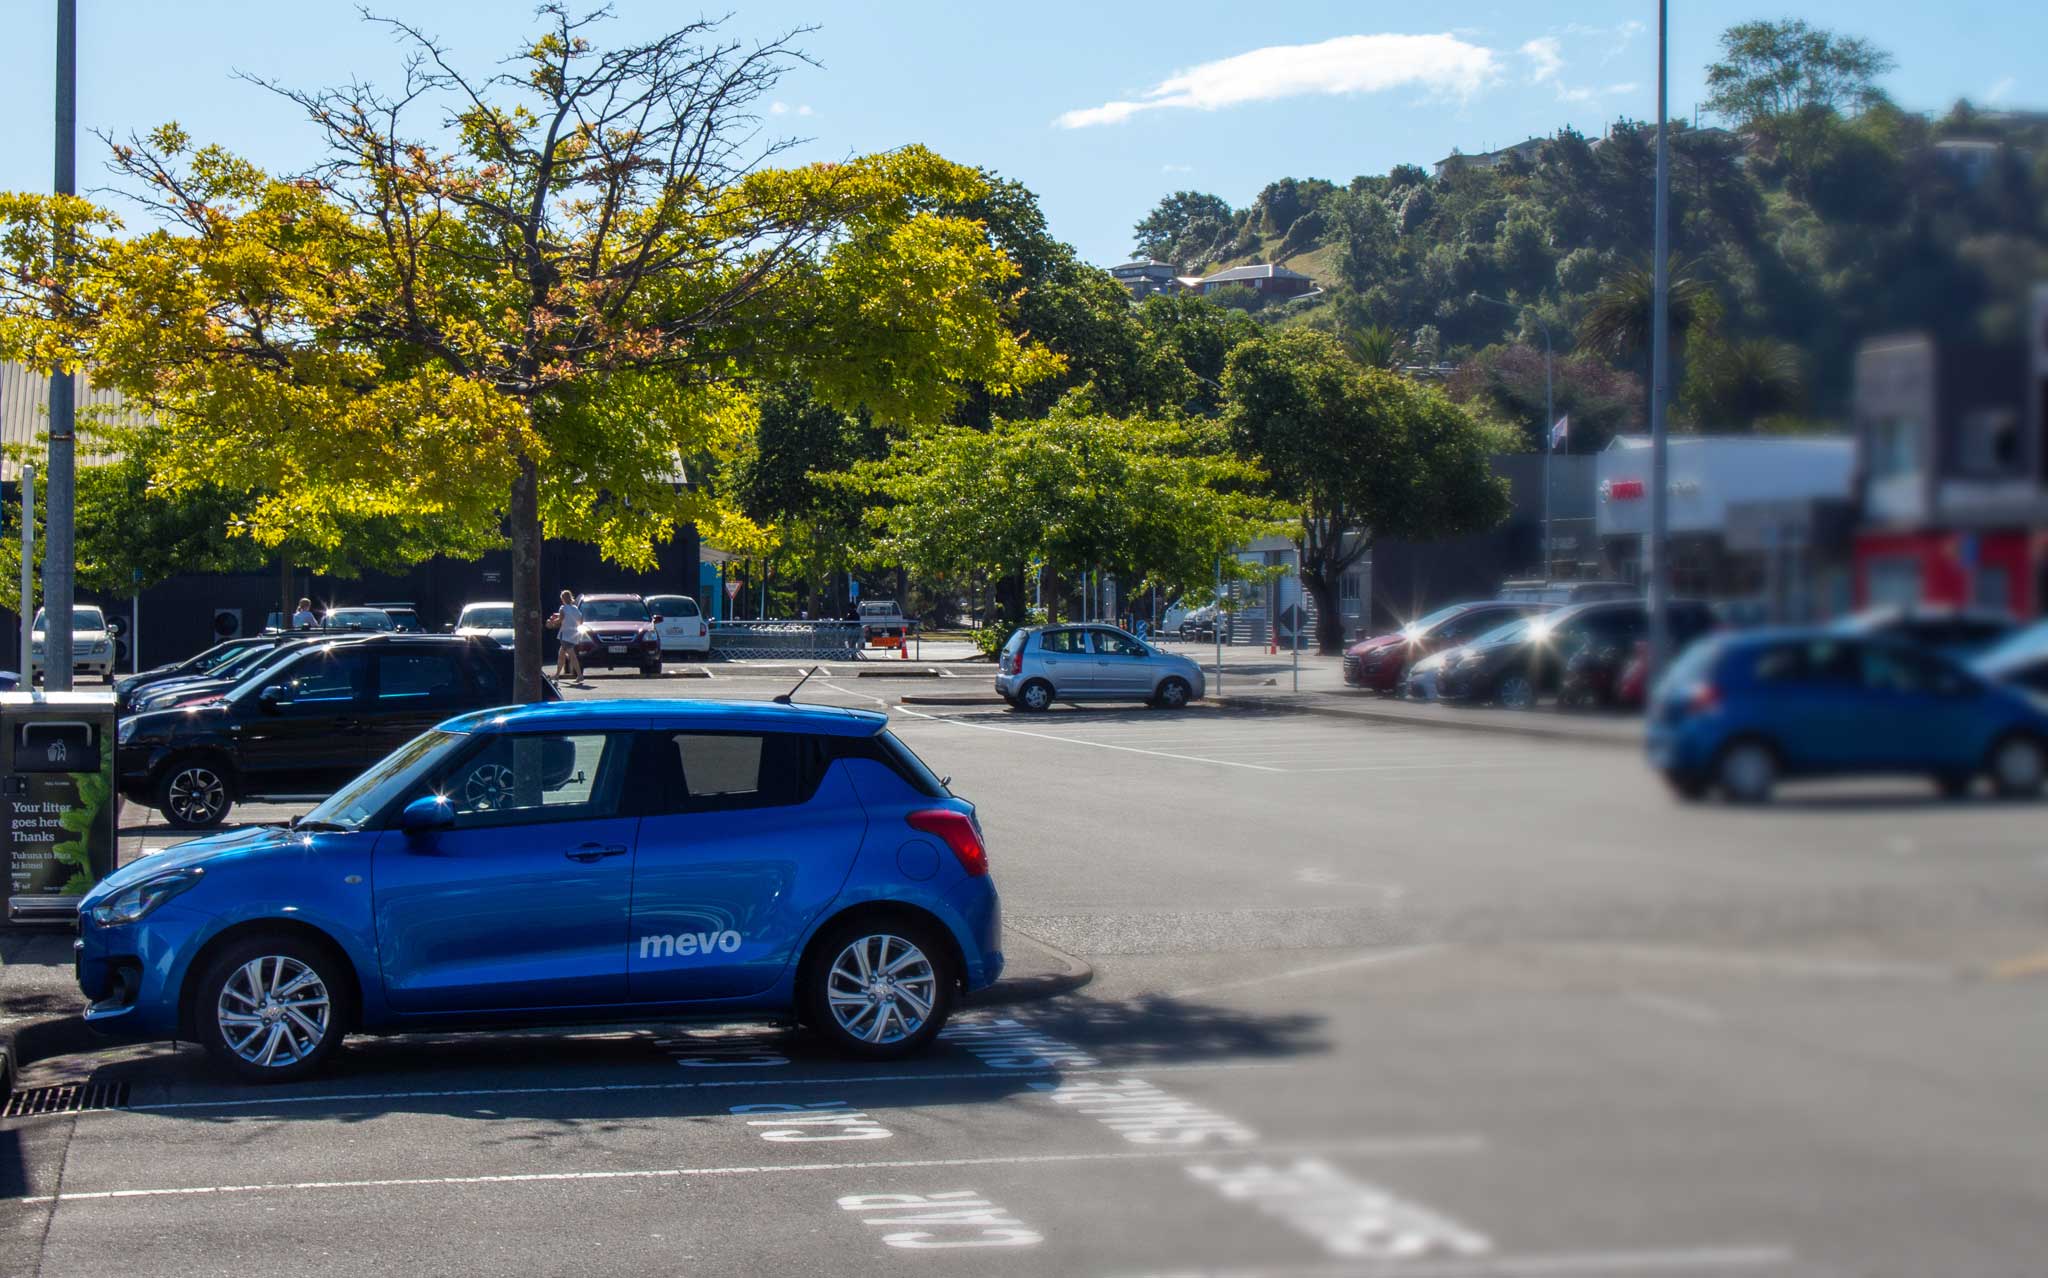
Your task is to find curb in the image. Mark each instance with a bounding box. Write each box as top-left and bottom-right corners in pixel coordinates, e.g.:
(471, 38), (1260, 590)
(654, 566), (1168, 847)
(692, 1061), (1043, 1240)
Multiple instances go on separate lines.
(1214, 694), (1641, 747)
(900, 692), (1008, 706)
(855, 669), (949, 679)
(966, 930), (1093, 1008)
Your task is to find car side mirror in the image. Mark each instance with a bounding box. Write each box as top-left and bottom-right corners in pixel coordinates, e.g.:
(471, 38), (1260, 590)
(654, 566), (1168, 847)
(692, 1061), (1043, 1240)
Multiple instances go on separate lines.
(400, 795), (454, 835)
(258, 684), (289, 712)
(651, 614), (664, 623)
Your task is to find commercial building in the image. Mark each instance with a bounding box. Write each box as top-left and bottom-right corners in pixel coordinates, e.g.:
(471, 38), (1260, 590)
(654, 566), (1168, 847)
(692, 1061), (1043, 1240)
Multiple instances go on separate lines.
(1849, 291), (2048, 617)
(1596, 434), (1858, 623)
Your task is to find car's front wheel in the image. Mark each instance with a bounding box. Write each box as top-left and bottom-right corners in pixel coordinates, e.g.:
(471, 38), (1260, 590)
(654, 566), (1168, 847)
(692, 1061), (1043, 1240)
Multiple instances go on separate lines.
(194, 935), (350, 1082)
(801, 917), (955, 1059)
(157, 757), (234, 829)
(1497, 673), (1536, 710)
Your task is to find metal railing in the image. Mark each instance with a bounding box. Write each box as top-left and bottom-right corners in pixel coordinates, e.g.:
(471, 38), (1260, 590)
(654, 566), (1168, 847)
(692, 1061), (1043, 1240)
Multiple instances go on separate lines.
(706, 620), (868, 661)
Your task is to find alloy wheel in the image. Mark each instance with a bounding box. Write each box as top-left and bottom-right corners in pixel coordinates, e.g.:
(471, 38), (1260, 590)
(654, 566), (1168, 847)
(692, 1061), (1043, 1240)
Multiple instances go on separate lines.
(825, 934), (937, 1046)
(1993, 738), (2046, 796)
(1720, 742), (1777, 802)
(167, 766), (227, 825)
(463, 763), (516, 810)
(1498, 675), (1535, 710)
(1158, 679), (1189, 709)
(216, 955), (332, 1069)
(1021, 682), (1052, 712)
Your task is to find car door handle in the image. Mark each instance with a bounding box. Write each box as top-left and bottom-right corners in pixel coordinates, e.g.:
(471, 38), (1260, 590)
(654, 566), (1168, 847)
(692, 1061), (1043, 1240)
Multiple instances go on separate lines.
(565, 842), (629, 863)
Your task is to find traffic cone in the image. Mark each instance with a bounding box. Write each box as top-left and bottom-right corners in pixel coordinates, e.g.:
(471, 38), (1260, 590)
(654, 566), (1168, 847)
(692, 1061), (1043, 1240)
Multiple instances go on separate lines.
(899, 635), (908, 660)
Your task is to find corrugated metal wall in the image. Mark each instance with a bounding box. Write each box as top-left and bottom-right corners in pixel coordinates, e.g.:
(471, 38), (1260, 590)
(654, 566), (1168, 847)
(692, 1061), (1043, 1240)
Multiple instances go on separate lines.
(0, 361), (140, 481)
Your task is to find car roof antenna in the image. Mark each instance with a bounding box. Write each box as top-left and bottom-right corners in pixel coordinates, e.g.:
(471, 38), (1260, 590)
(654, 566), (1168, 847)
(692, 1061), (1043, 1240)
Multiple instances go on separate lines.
(774, 666), (819, 705)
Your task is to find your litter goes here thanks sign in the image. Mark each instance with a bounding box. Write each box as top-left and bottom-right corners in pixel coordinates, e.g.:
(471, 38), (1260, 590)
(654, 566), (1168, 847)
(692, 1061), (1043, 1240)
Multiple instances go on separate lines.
(6, 718), (115, 901)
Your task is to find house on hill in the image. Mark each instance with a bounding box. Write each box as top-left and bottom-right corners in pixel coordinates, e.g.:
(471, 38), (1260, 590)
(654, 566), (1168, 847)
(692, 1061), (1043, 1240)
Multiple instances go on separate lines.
(1109, 259), (1179, 298)
(1194, 263), (1317, 301)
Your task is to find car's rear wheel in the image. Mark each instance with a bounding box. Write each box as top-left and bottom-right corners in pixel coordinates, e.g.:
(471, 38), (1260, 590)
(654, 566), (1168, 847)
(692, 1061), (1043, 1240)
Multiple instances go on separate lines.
(800, 917), (955, 1060)
(194, 935), (350, 1083)
(1664, 771), (1710, 801)
(1153, 677), (1192, 710)
(1988, 734), (2047, 799)
(1717, 738), (1778, 804)
(157, 757), (234, 829)
(1016, 679), (1053, 712)
(1497, 674), (1536, 710)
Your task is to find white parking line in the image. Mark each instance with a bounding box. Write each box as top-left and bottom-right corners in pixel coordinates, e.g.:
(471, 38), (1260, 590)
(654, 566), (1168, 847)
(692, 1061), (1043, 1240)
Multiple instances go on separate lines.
(893, 707), (1284, 772)
(18, 1134), (1487, 1205)
(1121, 1246), (1799, 1276)
(1174, 946), (1443, 999)
(118, 1060), (1299, 1114)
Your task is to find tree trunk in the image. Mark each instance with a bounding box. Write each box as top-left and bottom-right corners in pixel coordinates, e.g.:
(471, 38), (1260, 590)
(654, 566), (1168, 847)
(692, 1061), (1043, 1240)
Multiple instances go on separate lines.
(1302, 567), (1346, 655)
(510, 455), (546, 702)
(1044, 568), (1059, 624)
(276, 555), (292, 627)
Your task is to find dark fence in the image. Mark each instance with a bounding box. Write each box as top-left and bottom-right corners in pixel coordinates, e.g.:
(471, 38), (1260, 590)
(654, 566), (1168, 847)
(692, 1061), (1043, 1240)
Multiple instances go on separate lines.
(707, 621), (866, 661)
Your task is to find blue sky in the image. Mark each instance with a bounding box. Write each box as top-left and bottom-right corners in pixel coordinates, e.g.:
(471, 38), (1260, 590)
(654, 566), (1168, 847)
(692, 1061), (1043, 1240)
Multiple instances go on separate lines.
(0, 1), (2034, 266)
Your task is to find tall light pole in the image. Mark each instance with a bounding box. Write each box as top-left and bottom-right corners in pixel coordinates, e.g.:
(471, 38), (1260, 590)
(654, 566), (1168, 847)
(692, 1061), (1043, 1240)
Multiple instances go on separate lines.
(1647, 0), (1673, 685)
(1475, 294), (1556, 577)
(42, 0), (79, 692)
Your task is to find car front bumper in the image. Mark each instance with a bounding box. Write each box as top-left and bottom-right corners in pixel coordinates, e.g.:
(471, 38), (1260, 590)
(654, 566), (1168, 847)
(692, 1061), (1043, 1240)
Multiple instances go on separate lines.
(75, 903), (209, 1039)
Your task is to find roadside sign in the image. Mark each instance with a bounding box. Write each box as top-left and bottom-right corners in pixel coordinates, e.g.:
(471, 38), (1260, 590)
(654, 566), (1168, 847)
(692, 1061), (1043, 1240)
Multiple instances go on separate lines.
(849, 580), (860, 600)
(725, 580), (742, 600)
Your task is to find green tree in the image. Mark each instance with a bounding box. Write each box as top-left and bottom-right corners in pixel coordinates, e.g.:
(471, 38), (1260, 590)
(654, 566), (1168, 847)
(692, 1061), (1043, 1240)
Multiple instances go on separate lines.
(852, 394), (1285, 628)
(1445, 343), (1645, 453)
(1703, 20), (1895, 128)
(1680, 332), (1805, 428)
(1132, 191), (1234, 266)
(0, 8), (1051, 700)
(1223, 331), (1510, 654)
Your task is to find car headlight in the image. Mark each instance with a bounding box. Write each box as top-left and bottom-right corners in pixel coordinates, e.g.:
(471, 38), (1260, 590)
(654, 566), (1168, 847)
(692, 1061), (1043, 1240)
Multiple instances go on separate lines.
(117, 717), (138, 745)
(90, 868), (203, 926)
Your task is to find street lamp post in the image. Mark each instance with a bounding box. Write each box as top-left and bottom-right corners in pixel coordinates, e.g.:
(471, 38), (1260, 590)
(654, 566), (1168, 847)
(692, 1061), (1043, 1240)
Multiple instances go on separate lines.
(42, 0), (79, 692)
(1648, 0), (1673, 683)
(1475, 295), (1556, 577)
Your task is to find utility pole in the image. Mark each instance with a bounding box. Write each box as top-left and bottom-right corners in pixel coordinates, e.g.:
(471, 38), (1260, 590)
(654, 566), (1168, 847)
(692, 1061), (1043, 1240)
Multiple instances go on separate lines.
(42, 0), (79, 692)
(1647, 0), (1673, 683)
(19, 465), (35, 677)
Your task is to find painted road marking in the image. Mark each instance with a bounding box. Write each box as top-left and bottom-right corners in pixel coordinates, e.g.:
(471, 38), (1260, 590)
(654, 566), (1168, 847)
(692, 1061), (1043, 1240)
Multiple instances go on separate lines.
(16, 1135), (1489, 1205)
(1186, 1157), (1491, 1261)
(941, 1016), (1101, 1069)
(893, 706), (1285, 772)
(1030, 1077), (1258, 1148)
(1989, 948), (2048, 980)
(735, 1101), (892, 1142)
(650, 1028), (790, 1068)
(1173, 946), (1443, 999)
(1623, 992), (1724, 1025)
(117, 1061), (1297, 1115)
(838, 1189), (1042, 1251)
(1118, 1244), (1799, 1276)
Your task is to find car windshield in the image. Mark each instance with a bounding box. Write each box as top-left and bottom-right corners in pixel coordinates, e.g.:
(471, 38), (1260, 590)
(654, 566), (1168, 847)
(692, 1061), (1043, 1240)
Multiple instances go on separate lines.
(582, 599), (650, 622)
(1974, 620), (2048, 676)
(460, 606), (514, 629)
(1403, 603), (1471, 636)
(1471, 617), (1536, 648)
(300, 729), (469, 829)
(32, 606), (105, 631)
(190, 641), (253, 672)
(326, 609), (393, 630)
(207, 644), (282, 681)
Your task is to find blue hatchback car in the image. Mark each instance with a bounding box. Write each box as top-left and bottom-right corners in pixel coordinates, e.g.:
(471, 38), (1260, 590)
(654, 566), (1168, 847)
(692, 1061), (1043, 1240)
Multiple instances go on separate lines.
(76, 700), (1001, 1081)
(1647, 630), (2048, 803)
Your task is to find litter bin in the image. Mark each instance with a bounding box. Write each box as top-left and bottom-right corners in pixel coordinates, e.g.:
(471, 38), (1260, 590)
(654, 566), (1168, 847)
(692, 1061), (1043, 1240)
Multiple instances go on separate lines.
(3, 690), (118, 925)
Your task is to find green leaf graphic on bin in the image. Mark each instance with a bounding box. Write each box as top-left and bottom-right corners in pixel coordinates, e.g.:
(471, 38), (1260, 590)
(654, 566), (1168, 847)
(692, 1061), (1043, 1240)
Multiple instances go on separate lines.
(52, 757), (112, 896)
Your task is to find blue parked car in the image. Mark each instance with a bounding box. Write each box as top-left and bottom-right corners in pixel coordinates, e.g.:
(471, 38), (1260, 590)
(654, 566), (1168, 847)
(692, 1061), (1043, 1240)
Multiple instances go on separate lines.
(1648, 630), (2048, 803)
(77, 699), (1001, 1081)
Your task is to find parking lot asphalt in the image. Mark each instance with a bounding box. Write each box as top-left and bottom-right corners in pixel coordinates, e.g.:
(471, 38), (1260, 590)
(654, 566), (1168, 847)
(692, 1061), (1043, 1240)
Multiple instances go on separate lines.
(5, 668), (2047, 1276)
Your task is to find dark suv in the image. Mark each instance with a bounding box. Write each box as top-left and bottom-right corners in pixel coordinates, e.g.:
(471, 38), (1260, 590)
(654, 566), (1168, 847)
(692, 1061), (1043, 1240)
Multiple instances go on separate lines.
(117, 635), (551, 828)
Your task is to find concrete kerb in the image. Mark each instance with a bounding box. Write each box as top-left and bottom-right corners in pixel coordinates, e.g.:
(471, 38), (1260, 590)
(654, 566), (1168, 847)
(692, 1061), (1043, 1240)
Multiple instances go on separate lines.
(968, 929), (1093, 1007)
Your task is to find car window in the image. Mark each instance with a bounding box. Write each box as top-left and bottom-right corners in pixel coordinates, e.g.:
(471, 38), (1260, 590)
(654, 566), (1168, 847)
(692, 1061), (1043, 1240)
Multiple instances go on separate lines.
(278, 650), (373, 704)
(1751, 639), (1859, 686)
(1039, 629), (1087, 654)
(582, 598), (650, 623)
(435, 732), (621, 826)
(378, 651), (471, 706)
(649, 595), (700, 617)
(1093, 629), (1147, 657)
(459, 606), (514, 629)
(644, 731), (810, 813)
(1863, 645), (1971, 696)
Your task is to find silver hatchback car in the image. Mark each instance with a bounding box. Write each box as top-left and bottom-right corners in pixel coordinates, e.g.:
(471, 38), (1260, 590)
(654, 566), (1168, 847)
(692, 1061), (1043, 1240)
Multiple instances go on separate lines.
(995, 624), (1207, 711)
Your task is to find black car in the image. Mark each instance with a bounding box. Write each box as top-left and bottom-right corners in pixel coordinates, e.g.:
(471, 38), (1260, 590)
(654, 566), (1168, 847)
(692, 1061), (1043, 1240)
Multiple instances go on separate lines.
(114, 634), (299, 713)
(124, 635), (364, 714)
(1437, 599), (1718, 709)
(117, 634), (552, 828)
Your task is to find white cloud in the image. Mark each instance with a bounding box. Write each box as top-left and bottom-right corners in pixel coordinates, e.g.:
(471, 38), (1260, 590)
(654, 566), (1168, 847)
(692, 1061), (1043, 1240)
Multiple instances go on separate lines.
(1558, 81), (1639, 103)
(1985, 75), (2016, 104)
(1054, 32), (1499, 128)
(1521, 37), (1563, 85)
(768, 101), (815, 117)
(1161, 162), (1194, 173)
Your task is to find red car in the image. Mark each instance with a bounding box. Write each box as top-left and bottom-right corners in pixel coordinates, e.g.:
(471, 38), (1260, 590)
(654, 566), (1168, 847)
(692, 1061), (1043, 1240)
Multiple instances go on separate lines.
(1342, 601), (1553, 693)
(573, 593), (665, 675)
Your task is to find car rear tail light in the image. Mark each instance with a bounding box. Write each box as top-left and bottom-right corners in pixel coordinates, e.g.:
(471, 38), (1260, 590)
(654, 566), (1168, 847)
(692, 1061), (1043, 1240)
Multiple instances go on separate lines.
(1684, 682), (1720, 715)
(1002, 651), (1022, 675)
(907, 809), (988, 877)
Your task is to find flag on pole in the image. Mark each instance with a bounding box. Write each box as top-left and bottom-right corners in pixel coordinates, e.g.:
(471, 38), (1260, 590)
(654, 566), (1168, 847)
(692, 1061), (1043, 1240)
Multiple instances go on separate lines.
(1549, 415), (1570, 452)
